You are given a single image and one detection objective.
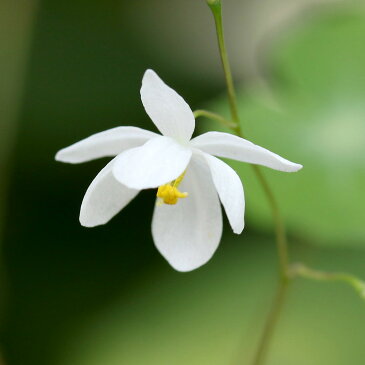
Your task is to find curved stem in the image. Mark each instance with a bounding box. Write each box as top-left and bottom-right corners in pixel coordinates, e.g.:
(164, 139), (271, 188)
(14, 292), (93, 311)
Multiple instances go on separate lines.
(207, 2), (290, 364)
(193, 109), (237, 129)
(290, 263), (365, 300)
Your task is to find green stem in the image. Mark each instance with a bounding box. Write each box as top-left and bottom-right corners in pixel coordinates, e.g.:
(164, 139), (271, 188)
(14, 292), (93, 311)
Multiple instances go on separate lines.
(208, 1), (241, 129)
(193, 109), (237, 129)
(251, 165), (289, 280)
(290, 263), (365, 300)
(207, 2), (290, 364)
(251, 281), (289, 365)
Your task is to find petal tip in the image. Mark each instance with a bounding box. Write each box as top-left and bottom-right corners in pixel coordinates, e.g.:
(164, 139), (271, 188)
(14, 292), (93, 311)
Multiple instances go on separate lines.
(167, 260), (207, 273)
(80, 222), (96, 228)
(55, 148), (79, 164)
(79, 215), (105, 228)
(55, 150), (65, 162)
(142, 69), (157, 82)
(291, 163), (303, 172)
(233, 225), (245, 235)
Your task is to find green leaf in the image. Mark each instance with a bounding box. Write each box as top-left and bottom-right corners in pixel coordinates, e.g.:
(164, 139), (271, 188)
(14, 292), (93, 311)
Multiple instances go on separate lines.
(203, 7), (365, 247)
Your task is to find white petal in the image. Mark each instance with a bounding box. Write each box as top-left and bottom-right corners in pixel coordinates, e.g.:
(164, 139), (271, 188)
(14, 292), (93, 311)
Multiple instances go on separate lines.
(191, 131), (302, 172)
(140, 69), (195, 142)
(113, 136), (192, 190)
(203, 153), (245, 234)
(80, 158), (139, 227)
(56, 126), (158, 163)
(152, 156), (222, 272)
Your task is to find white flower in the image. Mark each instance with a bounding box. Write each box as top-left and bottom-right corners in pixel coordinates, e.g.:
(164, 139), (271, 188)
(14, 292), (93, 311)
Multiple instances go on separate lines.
(56, 69), (302, 272)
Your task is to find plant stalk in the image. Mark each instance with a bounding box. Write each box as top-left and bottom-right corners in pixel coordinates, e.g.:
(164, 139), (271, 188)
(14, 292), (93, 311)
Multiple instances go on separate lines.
(208, 1), (241, 130)
(207, 2), (291, 364)
(193, 109), (237, 129)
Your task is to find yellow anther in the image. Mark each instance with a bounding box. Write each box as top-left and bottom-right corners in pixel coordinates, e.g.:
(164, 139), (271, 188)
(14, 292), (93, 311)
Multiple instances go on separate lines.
(157, 184), (188, 205)
(156, 171), (188, 205)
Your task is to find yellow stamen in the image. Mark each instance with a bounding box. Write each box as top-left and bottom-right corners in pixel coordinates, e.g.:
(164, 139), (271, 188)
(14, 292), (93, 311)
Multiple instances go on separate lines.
(156, 171), (188, 205)
(172, 170), (186, 187)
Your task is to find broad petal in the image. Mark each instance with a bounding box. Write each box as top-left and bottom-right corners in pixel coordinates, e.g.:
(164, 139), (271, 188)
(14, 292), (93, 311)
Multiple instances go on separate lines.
(56, 126), (158, 163)
(191, 131), (302, 172)
(203, 153), (245, 234)
(80, 158), (139, 227)
(113, 136), (192, 190)
(140, 69), (195, 142)
(152, 156), (222, 272)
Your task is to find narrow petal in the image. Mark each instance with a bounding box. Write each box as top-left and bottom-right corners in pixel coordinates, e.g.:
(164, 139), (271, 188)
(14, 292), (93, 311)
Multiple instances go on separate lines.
(152, 156), (223, 272)
(56, 126), (158, 163)
(113, 136), (192, 190)
(140, 69), (195, 142)
(191, 131), (302, 172)
(80, 158), (139, 227)
(203, 153), (245, 234)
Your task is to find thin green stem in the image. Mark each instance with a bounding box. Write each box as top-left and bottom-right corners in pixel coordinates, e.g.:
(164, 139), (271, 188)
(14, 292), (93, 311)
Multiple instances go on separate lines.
(207, 2), (290, 364)
(290, 263), (365, 300)
(247, 167), (290, 365)
(192, 113), (365, 364)
(208, 1), (241, 129)
(193, 109), (237, 129)
(251, 281), (289, 365)
(251, 165), (289, 280)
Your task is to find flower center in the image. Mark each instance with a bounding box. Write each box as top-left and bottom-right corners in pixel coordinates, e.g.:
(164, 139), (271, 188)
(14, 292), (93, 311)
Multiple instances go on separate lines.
(156, 172), (188, 205)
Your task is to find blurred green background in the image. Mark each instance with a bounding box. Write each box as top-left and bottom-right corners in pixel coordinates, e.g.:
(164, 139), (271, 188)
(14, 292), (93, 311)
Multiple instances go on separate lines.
(1, 1), (365, 364)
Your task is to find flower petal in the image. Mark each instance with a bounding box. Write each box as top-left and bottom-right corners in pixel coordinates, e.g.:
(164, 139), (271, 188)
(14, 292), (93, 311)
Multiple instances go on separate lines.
(80, 158), (139, 227)
(152, 156), (222, 272)
(55, 126), (158, 164)
(113, 136), (192, 190)
(191, 131), (302, 172)
(203, 153), (245, 234)
(140, 69), (195, 142)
